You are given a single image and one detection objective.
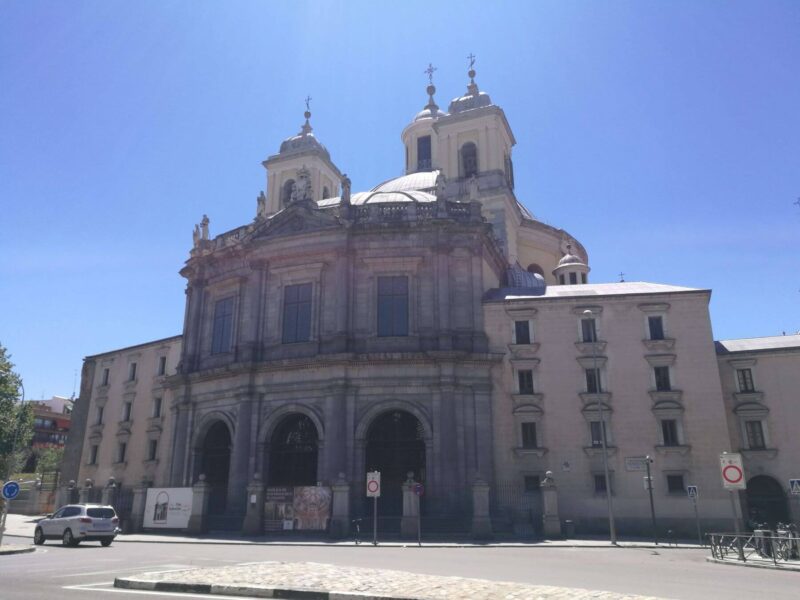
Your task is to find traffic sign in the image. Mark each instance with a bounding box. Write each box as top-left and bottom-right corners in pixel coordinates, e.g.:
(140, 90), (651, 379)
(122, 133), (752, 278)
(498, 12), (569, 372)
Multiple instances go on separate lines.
(790, 479), (800, 495)
(366, 471), (381, 498)
(2, 481), (20, 501)
(687, 485), (698, 499)
(643, 476), (653, 491)
(413, 482), (424, 496)
(720, 453), (746, 490)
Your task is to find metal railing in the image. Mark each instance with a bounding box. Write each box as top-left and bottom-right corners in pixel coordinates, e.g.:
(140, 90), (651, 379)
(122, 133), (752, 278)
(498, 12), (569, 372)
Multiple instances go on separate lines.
(709, 530), (800, 565)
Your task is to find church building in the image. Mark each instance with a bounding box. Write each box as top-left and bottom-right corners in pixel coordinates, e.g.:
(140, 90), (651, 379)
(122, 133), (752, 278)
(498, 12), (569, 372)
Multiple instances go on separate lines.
(61, 62), (800, 538)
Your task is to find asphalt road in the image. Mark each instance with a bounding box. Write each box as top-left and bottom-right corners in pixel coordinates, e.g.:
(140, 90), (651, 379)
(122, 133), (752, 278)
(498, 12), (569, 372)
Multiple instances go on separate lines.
(0, 533), (797, 600)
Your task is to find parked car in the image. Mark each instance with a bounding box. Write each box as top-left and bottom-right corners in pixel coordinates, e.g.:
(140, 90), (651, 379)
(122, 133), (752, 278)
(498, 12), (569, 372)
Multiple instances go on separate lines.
(34, 504), (119, 547)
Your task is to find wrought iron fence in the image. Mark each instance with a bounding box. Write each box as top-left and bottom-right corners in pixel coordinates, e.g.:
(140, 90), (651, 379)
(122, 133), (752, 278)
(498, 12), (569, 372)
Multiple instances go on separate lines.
(709, 531), (800, 565)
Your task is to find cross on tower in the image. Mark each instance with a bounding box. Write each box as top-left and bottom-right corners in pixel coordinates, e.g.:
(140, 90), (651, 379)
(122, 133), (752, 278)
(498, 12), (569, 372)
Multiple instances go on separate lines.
(467, 53), (476, 69)
(305, 95), (312, 112)
(424, 63), (437, 84)
(619, 272), (626, 282)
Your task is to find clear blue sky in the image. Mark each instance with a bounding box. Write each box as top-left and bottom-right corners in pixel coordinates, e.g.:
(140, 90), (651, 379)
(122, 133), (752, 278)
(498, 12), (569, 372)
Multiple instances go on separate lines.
(2, 1), (799, 399)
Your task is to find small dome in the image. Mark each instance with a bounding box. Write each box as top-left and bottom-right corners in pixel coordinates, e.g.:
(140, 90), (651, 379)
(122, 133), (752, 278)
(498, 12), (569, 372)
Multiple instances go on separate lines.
(557, 252), (584, 267)
(278, 108), (331, 159)
(506, 262), (546, 294)
(448, 90), (492, 114)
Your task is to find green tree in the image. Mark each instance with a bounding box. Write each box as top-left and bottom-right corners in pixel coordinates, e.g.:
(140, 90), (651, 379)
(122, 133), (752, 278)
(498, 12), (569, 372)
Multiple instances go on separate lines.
(34, 446), (65, 476)
(0, 343), (33, 479)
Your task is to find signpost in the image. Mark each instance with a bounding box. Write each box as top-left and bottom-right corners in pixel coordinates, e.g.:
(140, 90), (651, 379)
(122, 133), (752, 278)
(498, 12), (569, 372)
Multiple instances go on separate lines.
(643, 456), (658, 545)
(0, 481), (21, 547)
(413, 482), (424, 546)
(366, 471), (380, 545)
(720, 452), (745, 560)
(686, 485), (702, 546)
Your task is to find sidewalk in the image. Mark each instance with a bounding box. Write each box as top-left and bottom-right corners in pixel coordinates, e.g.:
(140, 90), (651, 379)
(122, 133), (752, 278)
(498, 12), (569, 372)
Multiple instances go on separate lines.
(2, 513), (703, 549)
(116, 560), (669, 599)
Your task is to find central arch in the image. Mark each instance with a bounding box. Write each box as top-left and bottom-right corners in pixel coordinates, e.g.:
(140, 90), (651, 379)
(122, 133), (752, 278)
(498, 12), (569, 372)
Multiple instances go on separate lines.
(745, 475), (789, 528)
(267, 413), (319, 486)
(365, 410), (426, 515)
(200, 421), (231, 515)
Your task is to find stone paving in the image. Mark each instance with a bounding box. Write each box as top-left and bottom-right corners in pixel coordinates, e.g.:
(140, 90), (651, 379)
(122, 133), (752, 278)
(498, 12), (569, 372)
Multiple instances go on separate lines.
(117, 561), (669, 599)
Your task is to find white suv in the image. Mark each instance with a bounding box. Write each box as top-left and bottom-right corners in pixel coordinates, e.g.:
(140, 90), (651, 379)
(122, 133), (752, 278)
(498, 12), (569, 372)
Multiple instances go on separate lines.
(34, 504), (119, 547)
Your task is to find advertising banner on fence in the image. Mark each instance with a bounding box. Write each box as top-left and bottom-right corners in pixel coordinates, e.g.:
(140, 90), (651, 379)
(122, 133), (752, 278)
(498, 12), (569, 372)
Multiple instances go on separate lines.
(264, 486), (332, 532)
(143, 487), (193, 529)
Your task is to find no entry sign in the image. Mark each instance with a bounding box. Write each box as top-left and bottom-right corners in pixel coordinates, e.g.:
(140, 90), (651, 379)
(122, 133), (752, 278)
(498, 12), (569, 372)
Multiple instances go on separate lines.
(720, 453), (746, 490)
(366, 471), (381, 497)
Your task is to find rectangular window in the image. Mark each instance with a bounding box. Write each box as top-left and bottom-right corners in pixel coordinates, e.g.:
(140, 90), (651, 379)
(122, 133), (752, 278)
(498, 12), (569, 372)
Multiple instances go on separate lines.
(667, 474), (685, 494)
(590, 420), (608, 447)
(745, 420), (766, 449)
(654, 366), (671, 391)
(581, 318), (597, 343)
(158, 356), (167, 376)
(282, 283), (312, 343)
(514, 320), (531, 344)
(152, 397), (162, 418)
(122, 402), (132, 422)
(148, 439), (158, 461)
(737, 369), (755, 393)
(559, 274), (565, 285)
(417, 135), (432, 170)
(377, 276), (409, 337)
(518, 370), (535, 395)
(661, 419), (679, 446)
(211, 297), (235, 354)
(117, 442), (127, 463)
(521, 422), (538, 448)
(569, 272), (578, 285)
(128, 362), (137, 381)
(581, 273), (587, 284)
(524, 475), (541, 493)
(594, 474), (608, 493)
(95, 406), (104, 425)
(89, 444), (99, 465)
(648, 316), (665, 340)
(585, 368), (602, 393)
(101, 368), (110, 386)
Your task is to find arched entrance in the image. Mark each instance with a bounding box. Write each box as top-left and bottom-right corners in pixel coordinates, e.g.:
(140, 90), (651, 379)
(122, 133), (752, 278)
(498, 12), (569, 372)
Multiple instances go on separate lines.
(200, 421), (231, 515)
(365, 410), (426, 515)
(268, 414), (319, 486)
(745, 475), (789, 528)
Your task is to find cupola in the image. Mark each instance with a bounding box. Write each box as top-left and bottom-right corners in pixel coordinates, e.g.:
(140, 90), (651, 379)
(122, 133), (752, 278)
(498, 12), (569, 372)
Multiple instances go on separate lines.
(552, 244), (590, 285)
(401, 64), (448, 175)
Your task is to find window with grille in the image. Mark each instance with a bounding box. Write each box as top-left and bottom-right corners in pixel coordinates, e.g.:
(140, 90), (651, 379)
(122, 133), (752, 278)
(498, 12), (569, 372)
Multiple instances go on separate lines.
(661, 419), (679, 446)
(153, 397), (162, 418)
(117, 442), (127, 463)
(590, 420), (608, 447)
(211, 297), (235, 354)
(667, 474), (685, 493)
(377, 276), (409, 337)
(282, 283), (312, 343)
(417, 136), (432, 171)
(101, 368), (109, 386)
(581, 318), (597, 342)
(148, 439), (158, 461)
(122, 402), (132, 422)
(737, 369), (755, 393)
(648, 316), (665, 340)
(521, 422), (538, 448)
(514, 320), (531, 344)
(585, 368), (602, 393)
(461, 142), (478, 177)
(654, 366), (671, 391)
(158, 356), (167, 376)
(128, 362), (137, 381)
(594, 474), (608, 493)
(518, 370), (534, 395)
(745, 420), (766, 449)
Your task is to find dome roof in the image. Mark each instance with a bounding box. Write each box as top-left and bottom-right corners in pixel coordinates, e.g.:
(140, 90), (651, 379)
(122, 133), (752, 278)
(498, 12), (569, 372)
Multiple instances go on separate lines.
(505, 263), (546, 295)
(278, 109), (331, 158)
(317, 189), (436, 208)
(370, 170), (440, 193)
(557, 252), (584, 267)
(412, 83), (448, 122)
(448, 90), (492, 114)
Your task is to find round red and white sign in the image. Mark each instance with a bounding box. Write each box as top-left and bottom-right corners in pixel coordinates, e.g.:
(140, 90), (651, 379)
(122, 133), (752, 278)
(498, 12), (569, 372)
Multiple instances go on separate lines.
(722, 464), (743, 485)
(367, 480), (380, 493)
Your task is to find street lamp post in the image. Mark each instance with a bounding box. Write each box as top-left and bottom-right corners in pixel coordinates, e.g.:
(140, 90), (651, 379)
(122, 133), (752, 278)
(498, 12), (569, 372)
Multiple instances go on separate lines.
(584, 309), (617, 544)
(0, 381), (24, 547)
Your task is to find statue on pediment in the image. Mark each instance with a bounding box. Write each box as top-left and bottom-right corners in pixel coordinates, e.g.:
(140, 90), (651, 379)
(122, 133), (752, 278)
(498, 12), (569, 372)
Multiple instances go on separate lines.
(435, 172), (447, 200)
(467, 174), (479, 201)
(192, 224), (200, 247)
(201, 214), (209, 240)
(256, 191), (267, 217)
(292, 165), (312, 203)
(341, 173), (351, 206)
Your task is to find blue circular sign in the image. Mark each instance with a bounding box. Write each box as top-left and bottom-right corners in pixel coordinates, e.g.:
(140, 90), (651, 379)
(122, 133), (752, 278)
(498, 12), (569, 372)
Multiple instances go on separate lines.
(2, 481), (20, 500)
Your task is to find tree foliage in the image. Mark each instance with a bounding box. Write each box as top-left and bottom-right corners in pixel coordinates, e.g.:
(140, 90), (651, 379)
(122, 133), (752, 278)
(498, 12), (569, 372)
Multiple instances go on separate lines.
(0, 343), (33, 478)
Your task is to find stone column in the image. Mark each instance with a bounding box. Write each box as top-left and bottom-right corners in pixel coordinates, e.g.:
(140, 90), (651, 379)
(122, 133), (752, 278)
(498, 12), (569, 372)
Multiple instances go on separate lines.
(186, 475), (211, 534)
(78, 479), (93, 504)
(129, 480), (151, 533)
(471, 477), (493, 539)
(540, 471), (561, 538)
(329, 473), (351, 539)
(101, 477), (117, 506)
(241, 475), (265, 536)
(227, 399), (253, 515)
(400, 472), (420, 539)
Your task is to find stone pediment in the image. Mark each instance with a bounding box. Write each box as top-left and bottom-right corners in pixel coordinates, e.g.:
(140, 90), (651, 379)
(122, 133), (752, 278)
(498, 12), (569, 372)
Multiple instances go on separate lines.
(250, 201), (344, 241)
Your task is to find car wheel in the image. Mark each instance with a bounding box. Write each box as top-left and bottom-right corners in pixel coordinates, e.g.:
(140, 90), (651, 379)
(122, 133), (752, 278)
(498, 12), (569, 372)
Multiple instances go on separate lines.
(33, 527), (45, 545)
(62, 528), (77, 547)
(100, 538), (113, 547)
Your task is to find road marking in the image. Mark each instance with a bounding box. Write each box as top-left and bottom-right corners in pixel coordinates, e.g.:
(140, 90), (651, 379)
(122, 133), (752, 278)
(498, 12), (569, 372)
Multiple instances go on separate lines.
(53, 564), (193, 578)
(62, 581), (246, 598)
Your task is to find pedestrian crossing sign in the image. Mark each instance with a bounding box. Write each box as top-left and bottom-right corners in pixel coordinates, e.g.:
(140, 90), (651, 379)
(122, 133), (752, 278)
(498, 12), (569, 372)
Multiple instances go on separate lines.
(790, 479), (800, 495)
(686, 485), (698, 499)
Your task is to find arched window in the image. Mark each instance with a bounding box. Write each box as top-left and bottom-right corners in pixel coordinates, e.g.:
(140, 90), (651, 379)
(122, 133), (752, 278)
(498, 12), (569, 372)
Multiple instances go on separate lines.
(281, 179), (296, 207)
(268, 414), (319, 486)
(322, 186), (330, 200)
(460, 142), (478, 178)
(526, 264), (544, 277)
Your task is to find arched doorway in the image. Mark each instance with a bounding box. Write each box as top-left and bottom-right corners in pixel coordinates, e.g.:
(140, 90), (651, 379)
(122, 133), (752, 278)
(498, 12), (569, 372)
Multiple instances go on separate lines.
(365, 410), (426, 515)
(200, 421), (231, 515)
(268, 414), (319, 486)
(745, 475), (789, 528)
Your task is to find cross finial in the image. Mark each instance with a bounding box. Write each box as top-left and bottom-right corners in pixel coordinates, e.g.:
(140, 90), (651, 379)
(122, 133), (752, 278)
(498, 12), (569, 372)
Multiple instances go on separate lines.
(467, 53), (476, 69)
(424, 63), (437, 85)
(794, 197), (800, 208)
(304, 95), (312, 112)
(619, 272), (625, 282)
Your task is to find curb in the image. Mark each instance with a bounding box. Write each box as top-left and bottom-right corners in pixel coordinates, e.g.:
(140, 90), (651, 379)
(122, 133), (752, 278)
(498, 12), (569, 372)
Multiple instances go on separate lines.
(115, 576), (406, 599)
(0, 545), (35, 556)
(705, 556), (800, 572)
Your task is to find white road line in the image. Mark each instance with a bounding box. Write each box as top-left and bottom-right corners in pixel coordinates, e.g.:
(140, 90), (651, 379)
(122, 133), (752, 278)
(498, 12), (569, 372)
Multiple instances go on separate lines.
(53, 564), (193, 578)
(62, 582), (246, 598)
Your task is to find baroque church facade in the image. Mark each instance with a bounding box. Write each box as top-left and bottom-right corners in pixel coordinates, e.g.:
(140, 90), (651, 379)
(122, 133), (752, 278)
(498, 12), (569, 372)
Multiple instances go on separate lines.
(62, 65), (800, 537)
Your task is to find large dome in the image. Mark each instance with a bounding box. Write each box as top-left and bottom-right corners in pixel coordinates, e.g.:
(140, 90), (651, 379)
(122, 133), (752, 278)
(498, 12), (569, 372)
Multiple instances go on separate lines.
(370, 170), (439, 193)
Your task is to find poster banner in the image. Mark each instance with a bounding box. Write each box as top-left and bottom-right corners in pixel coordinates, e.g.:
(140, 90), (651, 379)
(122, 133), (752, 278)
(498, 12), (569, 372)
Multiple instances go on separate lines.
(143, 487), (193, 529)
(264, 486), (332, 531)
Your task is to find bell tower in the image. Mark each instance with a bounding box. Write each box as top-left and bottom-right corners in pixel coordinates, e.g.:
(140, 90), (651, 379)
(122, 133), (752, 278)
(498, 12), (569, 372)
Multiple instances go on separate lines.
(260, 98), (343, 218)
